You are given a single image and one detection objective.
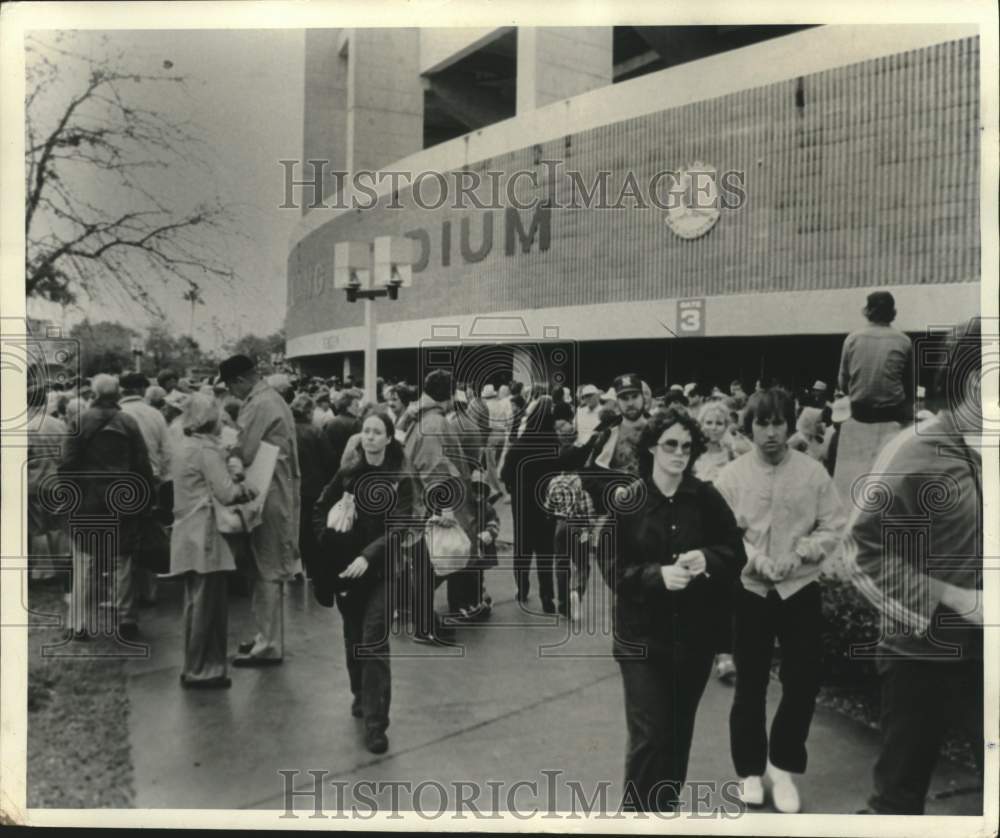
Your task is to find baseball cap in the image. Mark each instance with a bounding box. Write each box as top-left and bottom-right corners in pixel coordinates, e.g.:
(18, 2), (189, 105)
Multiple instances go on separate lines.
(612, 374), (642, 397)
(579, 384), (599, 397)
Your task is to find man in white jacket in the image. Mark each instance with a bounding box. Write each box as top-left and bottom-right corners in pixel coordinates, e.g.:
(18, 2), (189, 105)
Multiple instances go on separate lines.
(715, 387), (845, 814)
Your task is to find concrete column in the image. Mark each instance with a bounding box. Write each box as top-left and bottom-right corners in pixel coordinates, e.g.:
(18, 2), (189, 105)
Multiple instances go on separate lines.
(517, 27), (612, 114)
(302, 29), (348, 213)
(346, 28), (423, 174)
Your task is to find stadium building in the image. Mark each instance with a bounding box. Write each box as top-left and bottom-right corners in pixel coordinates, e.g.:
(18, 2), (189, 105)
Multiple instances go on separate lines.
(285, 24), (981, 393)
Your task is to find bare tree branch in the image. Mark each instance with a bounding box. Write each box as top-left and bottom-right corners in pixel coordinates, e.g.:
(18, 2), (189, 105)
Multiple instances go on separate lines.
(24, 32), (239, 316)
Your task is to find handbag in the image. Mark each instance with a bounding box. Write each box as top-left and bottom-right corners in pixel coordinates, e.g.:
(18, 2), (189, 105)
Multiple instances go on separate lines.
(423, 509), (472, 577)
(326, 492), (356, 533)
(213, 494), (264, 535)
(133, 515), (170, 573)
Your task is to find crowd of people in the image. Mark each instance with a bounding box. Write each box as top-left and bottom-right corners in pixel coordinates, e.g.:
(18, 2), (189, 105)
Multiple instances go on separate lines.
(25, 292), (984, 815)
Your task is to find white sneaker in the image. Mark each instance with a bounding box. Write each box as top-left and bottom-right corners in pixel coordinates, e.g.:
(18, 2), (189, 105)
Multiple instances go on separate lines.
(738, 775), (765, 807)
(767, 763), (801, 813)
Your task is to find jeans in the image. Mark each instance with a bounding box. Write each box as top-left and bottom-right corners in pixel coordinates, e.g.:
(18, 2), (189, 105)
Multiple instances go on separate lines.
(730, 583), (823, 776)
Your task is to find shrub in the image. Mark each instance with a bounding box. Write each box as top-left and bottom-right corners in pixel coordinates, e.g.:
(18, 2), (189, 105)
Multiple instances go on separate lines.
(819, 576), (882, 688)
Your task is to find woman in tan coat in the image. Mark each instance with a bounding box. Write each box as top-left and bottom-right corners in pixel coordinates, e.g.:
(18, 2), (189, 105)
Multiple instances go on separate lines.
(170, 394), (256, 689)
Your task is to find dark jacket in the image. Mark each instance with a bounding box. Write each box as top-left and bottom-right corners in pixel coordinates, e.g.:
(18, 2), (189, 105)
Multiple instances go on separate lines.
(322, 414), (362, 476)
(295, 419), (337, 500)
(468, 484), (500, 569)
(502, 430), (563, 537)
(310, 454), (418, 605)
(611, 474), (746, 660)
(58, 397), (154, 552)
(553, 401), (574, 424)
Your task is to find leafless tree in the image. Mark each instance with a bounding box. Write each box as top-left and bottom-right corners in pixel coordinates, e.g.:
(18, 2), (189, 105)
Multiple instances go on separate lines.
(182, 282), (205, 334)
(25, 32), (239, 317)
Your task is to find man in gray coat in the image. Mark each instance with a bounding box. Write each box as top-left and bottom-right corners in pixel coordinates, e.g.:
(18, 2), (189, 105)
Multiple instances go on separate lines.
(219, 354), (301, 665)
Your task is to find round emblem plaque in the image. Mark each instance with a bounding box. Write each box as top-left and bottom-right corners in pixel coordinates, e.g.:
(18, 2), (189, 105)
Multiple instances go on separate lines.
(665, 162), (722, 240)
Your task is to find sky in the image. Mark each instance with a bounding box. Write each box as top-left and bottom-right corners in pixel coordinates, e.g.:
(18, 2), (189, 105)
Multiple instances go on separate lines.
(25, 29), (305, 352)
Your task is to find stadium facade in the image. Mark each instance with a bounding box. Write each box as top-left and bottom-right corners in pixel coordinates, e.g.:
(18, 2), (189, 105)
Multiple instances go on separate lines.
(285, 24), (981, 392)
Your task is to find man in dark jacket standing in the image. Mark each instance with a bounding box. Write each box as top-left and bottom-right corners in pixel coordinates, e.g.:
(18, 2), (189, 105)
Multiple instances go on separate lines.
(60, 373), (154, 641)
(290, 394), (337, 578)
(844, 316), (984, 815)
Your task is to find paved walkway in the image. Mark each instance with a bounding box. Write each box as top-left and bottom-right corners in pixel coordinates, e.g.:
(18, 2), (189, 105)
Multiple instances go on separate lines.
(126, 504), (982, 816)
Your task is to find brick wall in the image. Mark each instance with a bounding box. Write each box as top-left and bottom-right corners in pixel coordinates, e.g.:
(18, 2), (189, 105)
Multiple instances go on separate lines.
(287, 36), (980, 340)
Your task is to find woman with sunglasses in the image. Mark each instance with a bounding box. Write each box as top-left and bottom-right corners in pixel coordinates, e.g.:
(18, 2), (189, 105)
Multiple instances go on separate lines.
(610, 407), (746, 812)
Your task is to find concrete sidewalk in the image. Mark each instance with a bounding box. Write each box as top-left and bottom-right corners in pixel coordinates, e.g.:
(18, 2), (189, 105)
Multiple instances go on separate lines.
(126, 503), (982, 816)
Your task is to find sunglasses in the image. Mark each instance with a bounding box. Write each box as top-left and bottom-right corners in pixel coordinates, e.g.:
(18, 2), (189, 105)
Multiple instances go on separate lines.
(657, 439), (693, 455)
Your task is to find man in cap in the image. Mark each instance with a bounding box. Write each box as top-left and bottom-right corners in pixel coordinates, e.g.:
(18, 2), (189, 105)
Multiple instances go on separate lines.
(584, 373), (649, 493)
(810, 380), (830, 409)
(219, 354), (301, 665)
(59, 373), (154, 641)
(575, 384), (602, 445)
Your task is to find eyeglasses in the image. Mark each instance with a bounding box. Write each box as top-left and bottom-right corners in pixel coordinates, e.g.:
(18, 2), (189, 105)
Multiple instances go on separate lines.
(657, 439), (693, 455)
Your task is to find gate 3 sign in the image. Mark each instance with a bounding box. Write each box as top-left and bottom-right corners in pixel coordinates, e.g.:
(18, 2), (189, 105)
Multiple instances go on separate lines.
(676, 299), (706, 336)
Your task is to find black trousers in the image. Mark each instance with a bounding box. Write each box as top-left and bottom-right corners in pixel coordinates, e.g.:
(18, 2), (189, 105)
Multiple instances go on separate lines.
(409, 538), (483, 632)
(618, 644), (715, 812)
(445, 566), (484, 613)
(513, 510), (556, 605)
(298, 495), (319, 576)
(730, 583), (823, 777)
(337, 583), (391, 734)
(869, 655), (984, 814)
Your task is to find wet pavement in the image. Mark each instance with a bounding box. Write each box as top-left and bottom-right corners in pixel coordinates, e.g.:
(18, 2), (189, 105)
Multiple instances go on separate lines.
(126, 502), (983, 817)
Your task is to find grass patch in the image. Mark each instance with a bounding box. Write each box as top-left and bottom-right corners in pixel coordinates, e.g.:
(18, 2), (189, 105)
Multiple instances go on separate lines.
(27, 583), (134, 808)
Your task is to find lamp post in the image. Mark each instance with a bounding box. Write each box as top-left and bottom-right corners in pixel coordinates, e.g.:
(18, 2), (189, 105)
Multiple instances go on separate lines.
(334, 236), (414, 403)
